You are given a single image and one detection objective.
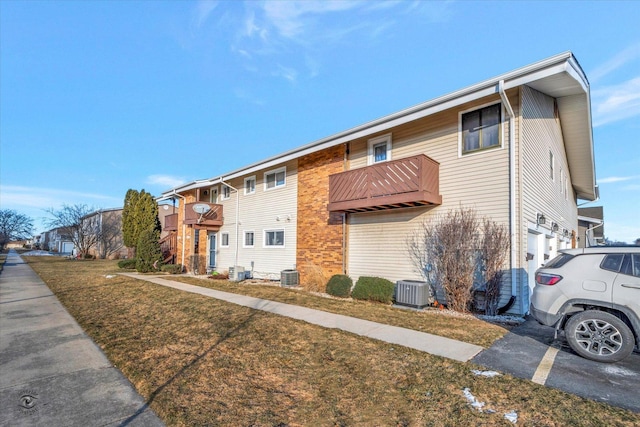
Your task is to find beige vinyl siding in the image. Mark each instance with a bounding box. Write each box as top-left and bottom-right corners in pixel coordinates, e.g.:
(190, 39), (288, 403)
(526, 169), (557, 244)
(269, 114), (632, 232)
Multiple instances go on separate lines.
(521, 86), (577, 238)
(347, 94), (515, 284)
(215, 159), (298, 279)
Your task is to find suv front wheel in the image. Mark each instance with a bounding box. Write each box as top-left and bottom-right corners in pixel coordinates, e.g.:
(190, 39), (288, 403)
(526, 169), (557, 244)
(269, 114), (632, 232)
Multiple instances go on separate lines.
(565, 310), (635, 363)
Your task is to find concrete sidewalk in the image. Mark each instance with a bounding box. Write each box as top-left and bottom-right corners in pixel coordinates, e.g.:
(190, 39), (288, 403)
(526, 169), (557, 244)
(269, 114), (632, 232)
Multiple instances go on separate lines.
(0, 250), (164, 427)
(119, 273), (484, 362)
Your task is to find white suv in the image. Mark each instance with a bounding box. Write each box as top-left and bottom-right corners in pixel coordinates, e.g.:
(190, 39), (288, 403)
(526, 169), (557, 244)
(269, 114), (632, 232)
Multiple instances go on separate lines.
(531, 247), (640, 363)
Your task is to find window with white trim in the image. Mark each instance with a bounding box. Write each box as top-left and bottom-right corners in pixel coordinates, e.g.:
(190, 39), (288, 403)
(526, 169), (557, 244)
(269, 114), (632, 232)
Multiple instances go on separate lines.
(244, 176), (256, 195)
(461, 103), (501, 154)
(549, 151), (555, 181)
(243, 231), (254, 248)
(264, 229), (285, 247)
(264, 167), (286, 190)
(221, 185), (231, 200)
(367, 134), (392, 165)
(221, 232), (229, 247)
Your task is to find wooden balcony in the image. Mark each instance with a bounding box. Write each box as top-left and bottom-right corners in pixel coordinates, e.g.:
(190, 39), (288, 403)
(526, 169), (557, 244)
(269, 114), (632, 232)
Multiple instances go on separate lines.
(164, 213), (178, 231)
(328, 154), (442, 213)
(184, 203), (223, 230)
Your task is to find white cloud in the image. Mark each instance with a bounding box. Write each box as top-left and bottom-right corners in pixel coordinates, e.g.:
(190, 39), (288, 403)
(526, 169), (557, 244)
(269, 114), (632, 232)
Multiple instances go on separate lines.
(598, 175), (638, 184)
(146, 175), (187, 188)
(0, 185), (119, 210)
(193, 0), (219, 29)
(589, 43), (640, 83)
(592, 77), (640, 127)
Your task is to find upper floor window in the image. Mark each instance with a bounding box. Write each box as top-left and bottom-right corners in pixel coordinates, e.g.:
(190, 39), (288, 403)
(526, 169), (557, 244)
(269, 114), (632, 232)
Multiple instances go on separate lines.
(461, 103), (501, 155)
(265, 167), (286, 190)
(368, 134), (392, 165)
(243, 231), (254, 248)
(221, 185), (231, 200)
(549, 151), (555, 181)
(244, 176), (256, 195)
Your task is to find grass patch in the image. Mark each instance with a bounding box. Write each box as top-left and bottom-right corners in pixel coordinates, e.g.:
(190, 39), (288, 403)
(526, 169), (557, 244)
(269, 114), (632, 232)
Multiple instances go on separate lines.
(25, 257), (640, 426)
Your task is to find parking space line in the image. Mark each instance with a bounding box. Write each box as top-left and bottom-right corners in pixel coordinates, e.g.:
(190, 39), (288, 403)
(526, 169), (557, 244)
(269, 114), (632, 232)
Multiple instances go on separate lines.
(532, 346), (559, 385)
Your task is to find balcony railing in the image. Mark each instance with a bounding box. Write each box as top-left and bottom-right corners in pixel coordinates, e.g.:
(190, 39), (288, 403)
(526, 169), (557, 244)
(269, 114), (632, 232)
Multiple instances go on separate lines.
(184, 203), (224, 229)
(164, 213), (178, 231)
(328, 154), (442, 213)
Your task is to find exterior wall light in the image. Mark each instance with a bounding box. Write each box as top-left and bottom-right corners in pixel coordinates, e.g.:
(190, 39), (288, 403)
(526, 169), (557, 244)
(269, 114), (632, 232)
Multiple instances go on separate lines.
(537, 213), (546, 226)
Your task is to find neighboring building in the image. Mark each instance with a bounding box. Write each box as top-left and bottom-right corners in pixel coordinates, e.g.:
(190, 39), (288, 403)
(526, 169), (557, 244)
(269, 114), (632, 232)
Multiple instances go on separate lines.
(577, 206), (604, 247)
(81, 208), (128, 259)
(159, 52), (597, 315)
(47, 227), (75, 254)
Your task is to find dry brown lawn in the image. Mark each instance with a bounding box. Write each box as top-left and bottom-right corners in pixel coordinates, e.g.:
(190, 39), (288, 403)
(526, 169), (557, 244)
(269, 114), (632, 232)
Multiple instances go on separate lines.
(24, 256), (640, 426)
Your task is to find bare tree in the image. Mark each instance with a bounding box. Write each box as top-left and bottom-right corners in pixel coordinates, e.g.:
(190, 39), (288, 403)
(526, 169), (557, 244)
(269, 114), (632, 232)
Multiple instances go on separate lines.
(0, 210), (34, 250)
(95, 211), (124, 259)
(480, 219), (510, 316)
(45, 204), (98, 258)
(408, 208), (481, 312)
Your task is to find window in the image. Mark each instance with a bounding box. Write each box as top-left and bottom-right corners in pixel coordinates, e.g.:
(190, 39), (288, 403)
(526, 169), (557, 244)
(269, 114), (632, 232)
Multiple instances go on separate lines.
(560, 170), (564, 193)
(549, 151), (555, 181)
(264, 229), (285, 247)
(367, 134), (392, 165)
(243, 231), (254, 248)
(264, 167), (286, 190)
(221, 185), (231, 200)
(461, 103), (501, 154)
(244, 176), (256, 195)
(221, 232), (229, 247)
(601, 254), (624, 273)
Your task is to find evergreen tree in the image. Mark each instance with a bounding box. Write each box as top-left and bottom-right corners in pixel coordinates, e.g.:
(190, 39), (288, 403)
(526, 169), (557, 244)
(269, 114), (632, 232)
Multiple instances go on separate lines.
(135, 228), (162, 273)
(122, 189), (139, 250)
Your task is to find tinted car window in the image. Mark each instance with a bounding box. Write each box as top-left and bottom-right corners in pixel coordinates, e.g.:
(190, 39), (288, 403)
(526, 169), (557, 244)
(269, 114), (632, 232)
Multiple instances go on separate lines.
(544, 253), (574, 268)
(620, 254), (640, 278)
(601, 254), (624, 273)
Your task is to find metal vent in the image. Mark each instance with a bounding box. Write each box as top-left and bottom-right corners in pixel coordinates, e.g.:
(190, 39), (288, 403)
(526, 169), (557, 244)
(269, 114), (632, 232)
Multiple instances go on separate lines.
(395, 280), (432, 308)
(281, 270), (299, 287)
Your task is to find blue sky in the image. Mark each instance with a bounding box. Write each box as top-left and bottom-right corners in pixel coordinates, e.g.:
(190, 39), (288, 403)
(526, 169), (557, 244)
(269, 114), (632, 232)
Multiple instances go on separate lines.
(1, 1), (639, 242)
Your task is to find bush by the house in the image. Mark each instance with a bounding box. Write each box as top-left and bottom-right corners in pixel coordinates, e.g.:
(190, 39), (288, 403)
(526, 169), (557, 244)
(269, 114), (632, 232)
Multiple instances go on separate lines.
(352, 276), (395, 304)
(161, 264), (183, 274)
(135, 229), (162, 273)
(117, 259), (137, 269)
(326, 274), (353, 298)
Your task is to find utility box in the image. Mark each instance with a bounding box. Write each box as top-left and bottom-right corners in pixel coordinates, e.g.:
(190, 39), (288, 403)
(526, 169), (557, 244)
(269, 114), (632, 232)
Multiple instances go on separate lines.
(395, 280), (432, 309)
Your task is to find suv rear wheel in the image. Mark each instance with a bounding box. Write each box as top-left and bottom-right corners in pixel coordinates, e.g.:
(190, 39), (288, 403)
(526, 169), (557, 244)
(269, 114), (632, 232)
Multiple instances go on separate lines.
(565, 310), (634, 363)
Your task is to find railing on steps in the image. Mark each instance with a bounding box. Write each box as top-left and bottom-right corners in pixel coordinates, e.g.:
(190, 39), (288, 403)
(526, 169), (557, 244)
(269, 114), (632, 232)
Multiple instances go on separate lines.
(159, 232), (177, 264)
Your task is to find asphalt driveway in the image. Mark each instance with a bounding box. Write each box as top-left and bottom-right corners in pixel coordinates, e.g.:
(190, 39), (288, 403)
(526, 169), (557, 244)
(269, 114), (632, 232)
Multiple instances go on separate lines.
(473, 317), (640, 413)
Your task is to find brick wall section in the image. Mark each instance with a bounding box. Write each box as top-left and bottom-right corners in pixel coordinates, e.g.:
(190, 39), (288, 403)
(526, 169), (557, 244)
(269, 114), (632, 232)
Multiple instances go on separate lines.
(296, 145), (346, 285)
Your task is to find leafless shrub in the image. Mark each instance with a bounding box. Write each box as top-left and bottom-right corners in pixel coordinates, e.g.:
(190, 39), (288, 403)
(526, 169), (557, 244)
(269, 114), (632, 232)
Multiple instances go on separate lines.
(481, 219), (509, 316)
(408, 208), (481, 313)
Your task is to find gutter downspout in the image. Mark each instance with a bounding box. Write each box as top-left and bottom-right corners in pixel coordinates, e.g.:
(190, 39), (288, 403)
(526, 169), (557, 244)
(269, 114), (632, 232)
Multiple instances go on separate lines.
(498, 80), (518, 310)
(221, 180), (240, 268)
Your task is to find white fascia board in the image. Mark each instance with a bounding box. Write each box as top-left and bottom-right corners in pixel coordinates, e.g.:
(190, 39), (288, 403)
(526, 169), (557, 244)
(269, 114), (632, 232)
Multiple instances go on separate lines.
(578, 215), (603, 225)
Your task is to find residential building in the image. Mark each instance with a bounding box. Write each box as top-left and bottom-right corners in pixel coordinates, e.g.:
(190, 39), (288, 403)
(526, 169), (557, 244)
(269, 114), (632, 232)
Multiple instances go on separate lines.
(160, 52), (597, 315)
(81, 208), (128, 259)
(577, 206), (604, 247)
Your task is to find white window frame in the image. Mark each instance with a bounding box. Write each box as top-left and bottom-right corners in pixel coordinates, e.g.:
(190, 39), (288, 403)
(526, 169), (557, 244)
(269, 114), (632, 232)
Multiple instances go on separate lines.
(220, 232), (229, 248)
(458, 101), (503, 157)
(243, 231), (255, 248)
(367, 133), (392, 165)
(221, 185), (231, 200)
(550, 151), (555, 181)
(264, 229), (285, 248)
(264, 167), (286, 191)
(244, 176), (256, 195)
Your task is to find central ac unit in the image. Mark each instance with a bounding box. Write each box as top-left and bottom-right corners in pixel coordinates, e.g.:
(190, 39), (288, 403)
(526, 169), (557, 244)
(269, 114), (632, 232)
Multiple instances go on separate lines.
(229, 266), (245, 281)
(395, 280), (432, 308)
(280, 270), (299, 287)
